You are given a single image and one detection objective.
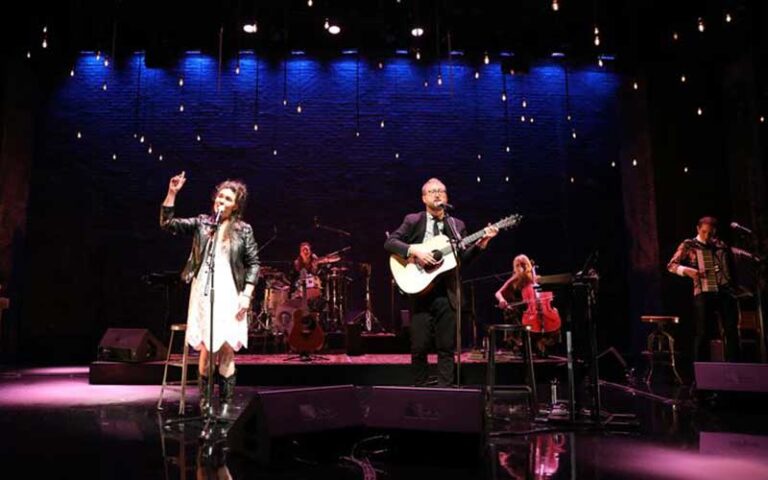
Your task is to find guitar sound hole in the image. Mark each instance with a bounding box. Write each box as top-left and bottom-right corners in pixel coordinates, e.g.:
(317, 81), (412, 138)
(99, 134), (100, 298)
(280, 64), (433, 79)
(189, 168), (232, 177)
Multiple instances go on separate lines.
(432, 250), (443, 262)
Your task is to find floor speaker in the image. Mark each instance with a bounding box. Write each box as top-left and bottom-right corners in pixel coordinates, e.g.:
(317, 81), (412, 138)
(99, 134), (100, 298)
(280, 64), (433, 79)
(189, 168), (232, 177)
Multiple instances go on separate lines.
(362, 386), (484, 465)
(228, 385), (363, 465)
(96, 328), (166, 362)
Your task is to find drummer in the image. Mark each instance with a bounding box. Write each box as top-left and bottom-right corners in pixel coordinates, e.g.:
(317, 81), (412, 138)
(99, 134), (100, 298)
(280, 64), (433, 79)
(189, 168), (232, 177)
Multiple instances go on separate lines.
(290, 242), (321, 299)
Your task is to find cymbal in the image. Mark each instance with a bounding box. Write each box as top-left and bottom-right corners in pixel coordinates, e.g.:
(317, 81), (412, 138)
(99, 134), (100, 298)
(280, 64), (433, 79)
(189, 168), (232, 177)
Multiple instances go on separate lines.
(259, 266), (285, 277)
(316, 254), (341, 264)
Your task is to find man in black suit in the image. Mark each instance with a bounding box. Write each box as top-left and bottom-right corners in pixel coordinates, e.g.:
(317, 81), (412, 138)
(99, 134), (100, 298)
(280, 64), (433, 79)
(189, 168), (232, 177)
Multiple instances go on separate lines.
(384, 178), (498, 386)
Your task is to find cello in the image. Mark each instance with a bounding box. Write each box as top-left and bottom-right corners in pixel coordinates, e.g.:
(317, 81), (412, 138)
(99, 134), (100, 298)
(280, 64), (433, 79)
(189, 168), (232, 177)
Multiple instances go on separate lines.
(521, 266), (561, 334)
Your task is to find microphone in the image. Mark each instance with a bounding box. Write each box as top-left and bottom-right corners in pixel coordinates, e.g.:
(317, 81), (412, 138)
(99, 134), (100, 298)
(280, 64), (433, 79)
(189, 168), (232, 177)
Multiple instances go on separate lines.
(730, 222), (754, 235)
(213, 205), (224, 224)
(436, 202), (455, 210)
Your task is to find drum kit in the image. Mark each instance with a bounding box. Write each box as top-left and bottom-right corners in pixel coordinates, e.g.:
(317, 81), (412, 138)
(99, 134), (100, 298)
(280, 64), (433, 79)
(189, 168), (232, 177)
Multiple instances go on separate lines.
(251, 252), (357, 336)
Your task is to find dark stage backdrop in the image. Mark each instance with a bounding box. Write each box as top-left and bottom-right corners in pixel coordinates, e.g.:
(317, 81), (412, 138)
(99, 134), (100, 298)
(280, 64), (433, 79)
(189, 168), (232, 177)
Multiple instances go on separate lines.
(20, 53), (626, 362)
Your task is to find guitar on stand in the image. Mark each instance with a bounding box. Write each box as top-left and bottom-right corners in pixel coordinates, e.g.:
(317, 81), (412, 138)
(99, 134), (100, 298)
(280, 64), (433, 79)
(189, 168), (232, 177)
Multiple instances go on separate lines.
(389, 214), (523, 294)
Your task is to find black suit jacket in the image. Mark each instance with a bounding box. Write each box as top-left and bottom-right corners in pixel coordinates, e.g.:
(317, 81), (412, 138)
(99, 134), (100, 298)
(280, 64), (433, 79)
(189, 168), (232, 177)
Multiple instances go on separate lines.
(384, 211), (482, 309)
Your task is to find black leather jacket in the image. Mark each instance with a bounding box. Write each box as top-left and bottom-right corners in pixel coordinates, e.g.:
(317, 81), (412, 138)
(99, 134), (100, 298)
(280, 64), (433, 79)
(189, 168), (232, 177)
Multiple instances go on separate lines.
(160, 206), (260, 290)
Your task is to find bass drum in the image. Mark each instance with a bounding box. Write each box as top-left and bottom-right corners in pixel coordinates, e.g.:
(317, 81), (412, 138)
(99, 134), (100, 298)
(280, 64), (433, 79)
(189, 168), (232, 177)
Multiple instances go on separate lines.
(272, 298), (307, 335)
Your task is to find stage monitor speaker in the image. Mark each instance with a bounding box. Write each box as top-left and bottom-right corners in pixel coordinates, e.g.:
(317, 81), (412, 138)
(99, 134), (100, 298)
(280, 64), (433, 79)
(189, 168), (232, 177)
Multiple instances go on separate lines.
(96, 328), (167, 363)
(362, 386), (483, 465)
(694, 362), (768, 410)
(228, 385), (363, 465)
(694, 362), (768, 393)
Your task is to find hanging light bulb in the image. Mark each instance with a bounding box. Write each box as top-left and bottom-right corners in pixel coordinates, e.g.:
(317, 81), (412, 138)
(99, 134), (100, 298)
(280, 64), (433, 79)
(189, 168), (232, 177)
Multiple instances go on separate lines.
(296, 104), (302, 113)
(633, 81), (639, 90)
(139, 135), (145, 143)
(43, 26), (47, 34)
(520, 115), (526, 122)
(611, 161), (616, 168)
(673, 32), (679, 41)
(328, 25), (341, 35)
(282, 98), (287, 106)
(522, 99), (527, 108)
(243, 23), (258, 34)
(273, 149), (278, 155)
(567, 115), (572, 121)
(529, 117), (535, 123)
(395, 152), (400, 159)
(594, 35), (600, 46)
(307, 0), (313, 6)
(505, 176), (510, 182)
(104, 58), (110, 67)
(178, 78), (184, 87)
(760, 116), (765, 123)
(483, 52), (490, 64)
(571, 130), (577, 139)
(411, 27), (425, 37)
(42, 39), (48, 49)
(76, 131), (82, 139)
(415, 50), (421, 60)
(501, 92), (507, 101)
(681, 74), (686, 83)
(477, 154), (482, 160)
(476, 176), (481, 183)
(683, 166), (689, 173)
(158, 154), (164, 161)
(380, 120), (385, 128)
(437, 74), (443, 85)
(355, 131), (360, 137)
(598, 57), (604, 67)
(26, 51), (31, 59)
(378, 62), (384, 69)
(570, 177), (575, 183)
(632, 158), (638, 166)
(102, 83), (107, 91)
(148, 145), (153, 154)
(551, 0), (559, 12)
(594, 26), (600, 35)
(474, 71), (480, 79)
(112, 154), (117, 160)
(725, 13), (732, 23)
(324, 19), (330, 30)
(196, 134), (201, 142)
(253, 123), (259, 131)
(179, 104), (185, 112)
(96, 51), (101, 60)
(697, 107), (703, 116)
(235, 66), (240, 75)
(70, 69), (75, 77)
(698, 18), (705, 32)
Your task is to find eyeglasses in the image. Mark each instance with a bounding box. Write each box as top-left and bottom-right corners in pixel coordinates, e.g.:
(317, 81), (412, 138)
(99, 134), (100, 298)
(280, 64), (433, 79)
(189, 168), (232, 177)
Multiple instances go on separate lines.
(425, 188), (447, 195)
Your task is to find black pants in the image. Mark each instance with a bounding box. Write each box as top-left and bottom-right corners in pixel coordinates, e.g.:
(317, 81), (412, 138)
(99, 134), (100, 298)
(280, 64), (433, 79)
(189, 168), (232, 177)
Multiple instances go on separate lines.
(410, 287), (456, 387)
(692, 291), (739, 362)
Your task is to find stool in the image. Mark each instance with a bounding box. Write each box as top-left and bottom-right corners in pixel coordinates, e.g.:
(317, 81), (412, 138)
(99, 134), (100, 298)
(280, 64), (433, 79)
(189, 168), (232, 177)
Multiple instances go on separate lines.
(641, 315), (683, 385)
(157, 323), (194, 415)
(485, 324), (536, 432)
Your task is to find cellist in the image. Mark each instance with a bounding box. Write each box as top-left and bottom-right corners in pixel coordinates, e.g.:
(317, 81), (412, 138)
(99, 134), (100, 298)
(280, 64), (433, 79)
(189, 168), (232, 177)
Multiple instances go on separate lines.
(495, 254), (560, 356)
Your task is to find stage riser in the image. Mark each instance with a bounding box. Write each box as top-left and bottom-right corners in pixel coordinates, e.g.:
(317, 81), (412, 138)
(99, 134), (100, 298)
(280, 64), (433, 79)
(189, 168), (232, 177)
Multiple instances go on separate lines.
(89, 360), (564, 386)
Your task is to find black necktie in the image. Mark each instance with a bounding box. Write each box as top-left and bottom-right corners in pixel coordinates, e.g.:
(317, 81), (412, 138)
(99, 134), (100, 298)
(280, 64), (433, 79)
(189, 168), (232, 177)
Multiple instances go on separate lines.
(433, 218), (440, 236)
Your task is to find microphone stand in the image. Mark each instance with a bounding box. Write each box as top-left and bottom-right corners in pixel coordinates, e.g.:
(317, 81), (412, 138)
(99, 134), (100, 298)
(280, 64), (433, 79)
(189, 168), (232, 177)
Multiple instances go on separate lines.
(315, 217), (352, 237)
(199, 211), (230, 442)
(443, 210), (465, 388)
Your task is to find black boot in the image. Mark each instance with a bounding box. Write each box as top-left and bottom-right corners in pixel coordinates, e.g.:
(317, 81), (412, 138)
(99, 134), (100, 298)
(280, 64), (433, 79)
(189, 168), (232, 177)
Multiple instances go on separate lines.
(219, 372), (236, 416)
(198, 374), (211, 412)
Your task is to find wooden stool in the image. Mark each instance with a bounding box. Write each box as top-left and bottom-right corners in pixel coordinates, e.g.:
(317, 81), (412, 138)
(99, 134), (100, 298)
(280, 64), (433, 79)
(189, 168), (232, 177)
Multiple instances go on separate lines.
(157, 323), (194, 415)
(641, 315), (683, 385)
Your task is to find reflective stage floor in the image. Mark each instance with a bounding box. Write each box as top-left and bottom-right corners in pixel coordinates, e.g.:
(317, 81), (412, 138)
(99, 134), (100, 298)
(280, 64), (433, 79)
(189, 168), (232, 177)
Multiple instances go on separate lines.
(1, 366), (767, 479)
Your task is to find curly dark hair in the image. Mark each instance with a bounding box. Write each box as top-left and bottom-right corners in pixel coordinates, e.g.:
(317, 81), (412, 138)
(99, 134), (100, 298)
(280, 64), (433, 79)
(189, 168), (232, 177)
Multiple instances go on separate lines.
(212, 179), (248, 221)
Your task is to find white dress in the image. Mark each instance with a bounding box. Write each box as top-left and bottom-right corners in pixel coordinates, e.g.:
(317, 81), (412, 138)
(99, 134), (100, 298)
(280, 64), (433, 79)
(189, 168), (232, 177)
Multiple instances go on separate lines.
(186, 233), (248, 352)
